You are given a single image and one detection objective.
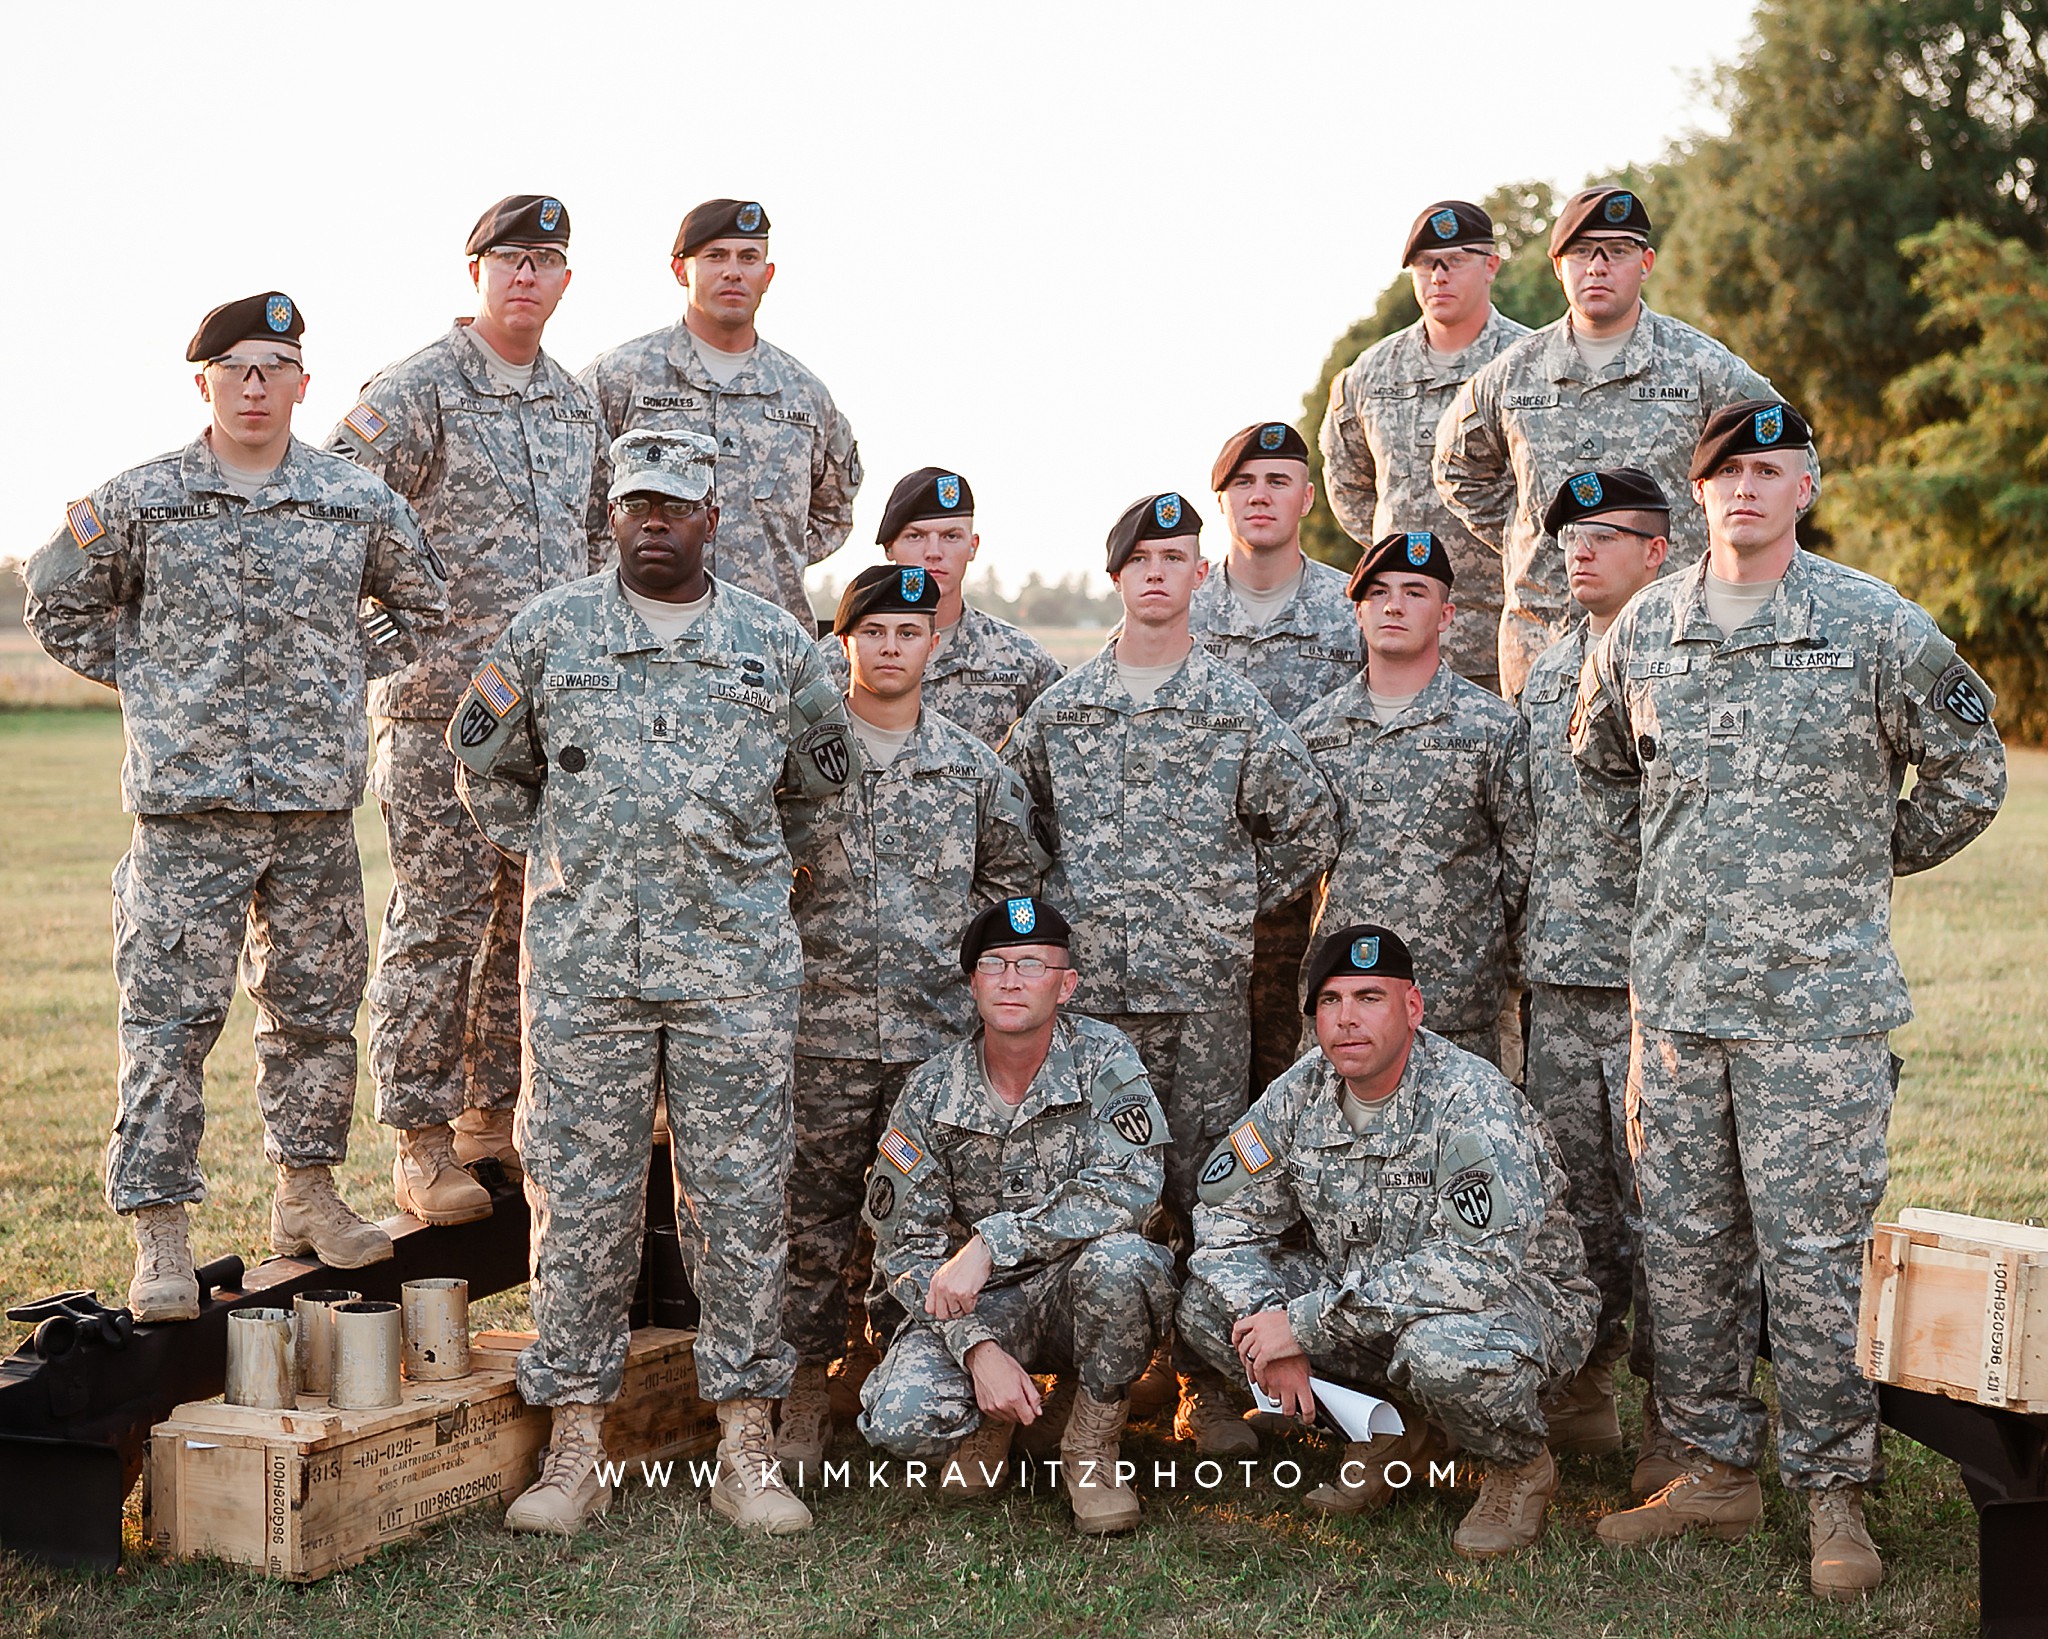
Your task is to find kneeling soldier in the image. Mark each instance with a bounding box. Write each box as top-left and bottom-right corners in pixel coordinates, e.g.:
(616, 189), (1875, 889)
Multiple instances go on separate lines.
(858, 898), (1178, 1534)
(1180, 925), (1596, 1558)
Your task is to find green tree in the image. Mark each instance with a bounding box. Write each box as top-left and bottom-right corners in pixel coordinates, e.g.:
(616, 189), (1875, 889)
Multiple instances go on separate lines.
(1832, 219), (2048, 740)
(1654, 0), (2048, 470)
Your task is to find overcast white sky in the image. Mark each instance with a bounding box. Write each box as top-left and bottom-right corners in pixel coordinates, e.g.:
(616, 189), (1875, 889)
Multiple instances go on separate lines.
(5, 0), (1757, 594)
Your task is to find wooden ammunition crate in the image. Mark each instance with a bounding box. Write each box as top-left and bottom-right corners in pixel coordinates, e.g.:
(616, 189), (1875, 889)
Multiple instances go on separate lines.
(146, 1326), (716, 1580)
(1858, 1210), (2048, 1412)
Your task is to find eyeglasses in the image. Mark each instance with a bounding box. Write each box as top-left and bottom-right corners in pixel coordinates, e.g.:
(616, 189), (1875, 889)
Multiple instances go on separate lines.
(1558, 238), (1648, 266)
(1411, 249), (1491, 276)
(1562, 521), (1662, 547)
(478, 246), (569, 274)
(203, 353), (304, 381)
(614, 496), (707, 520)
(973, 955), (1070, 979)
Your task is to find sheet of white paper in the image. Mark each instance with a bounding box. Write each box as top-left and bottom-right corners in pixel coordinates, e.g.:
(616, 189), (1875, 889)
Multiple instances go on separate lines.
(1249, 1375), (1405, 1441)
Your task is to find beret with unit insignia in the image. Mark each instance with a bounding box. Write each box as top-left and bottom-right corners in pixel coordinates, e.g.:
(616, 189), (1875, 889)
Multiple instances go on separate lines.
(465, 193), (570, 255)
(1541, 465), (1671, 535)
(1402, 199), (1496, 265)
(1548, 185), (1654, 255)
(674, 197), (771, 259)
(1347, 529), (1453, 597)
(1210, 421), (1309, 491)
(834, 561), (943, 634)
(1689, 398), (1814, 480)
(1105, 491), (1202, 574)
(959, 895), (1072, 974)
(186, 292), (304, 362)
(876, 466), (974, 544)
(1302, 922), (1416, 1013)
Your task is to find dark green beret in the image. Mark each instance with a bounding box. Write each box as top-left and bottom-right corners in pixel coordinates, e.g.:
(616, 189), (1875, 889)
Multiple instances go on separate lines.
(186, 292), (303, 362)
(1690, 399), (1814, 480)
(1346, 530), (1453, 597)
(674, 198), (770, 258)
(1402, 200), (1495, 265)
(1542, 466), (1671, 535)
(1106, 492), (1201, 574)
(1302, 923), (1415, 1013)
(960, 896), (1073, 975)
(833, 562), (943, 634)
(466, 194), (569, 255)
(876, 467), (974, 544)
(1548, 186), (1653, 255)
(1210, 422), (1309, 491)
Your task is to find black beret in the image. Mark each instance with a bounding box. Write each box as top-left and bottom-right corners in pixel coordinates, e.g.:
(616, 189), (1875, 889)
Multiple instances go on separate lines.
(673, 198), (771, 259)
(876, 467), (974, 544)
(1106, 492), (1202, 574)
(960, 896), (1073, 975)
(1302, 923), (1416, 1013)
(1402, 200), (1496, 265)
(833, 562), (943, 634)
(1542, 466), (1672, 536)
(1210, 422), (1309, 491)
(1346, 530), (1453, 597)
(186, 292), (303, 363)
(465, 194), (569, 255)
(1548, 186), (1654, 255)
(1690, 399), (1814, 481)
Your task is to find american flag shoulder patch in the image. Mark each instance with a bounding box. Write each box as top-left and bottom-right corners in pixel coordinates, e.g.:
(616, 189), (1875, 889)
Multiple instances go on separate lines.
(1231, 1122), (1274, 1174)
(343, 402), (390, 443)
(67, 498), (105, 549)
(880, 1128), (923, 1175)
(472, 660), (521, 717)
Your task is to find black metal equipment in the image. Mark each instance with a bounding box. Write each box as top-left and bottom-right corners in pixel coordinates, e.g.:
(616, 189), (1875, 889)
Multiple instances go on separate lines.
(1880, 1383), (2048, 1639)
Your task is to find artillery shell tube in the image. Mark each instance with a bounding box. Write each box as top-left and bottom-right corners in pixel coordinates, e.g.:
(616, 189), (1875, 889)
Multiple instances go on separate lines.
(224, 1307), (295, 1409)
(401, 1278), (470, 1382)
(329, 1300), (403, 1409)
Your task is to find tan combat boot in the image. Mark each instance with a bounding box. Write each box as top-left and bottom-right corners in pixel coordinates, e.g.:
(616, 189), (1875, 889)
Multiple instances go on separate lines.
(1543, 1360), (1622, 1454)
(709, 1399), (813, 1534)
(393, 1124), (492, 1225)
(1127, 1344), (1174, 1422)
(270, 1164), (394, 1268)
(1596, 1456), (1763, 1546)
(1015, 1376), (1074, 1462)
(1453, 1446), (1558, 1559)
(1808, 1485), (1883, 1600)
(1631, 1396), (1688, 1498)
(1062, 1388), (1142, 1534)
(1305, 1416), (1448, 1517)
(505, 1403), (611, 1534)
(776, 1363), (833, 1480)
(451, 1107), (523, 1181)
(940, 1417), (1016, 1498)
(127, 1202), (200, 1323)
(827, 1335), (880, 1422)
(1173, 1372), (1259, 1458)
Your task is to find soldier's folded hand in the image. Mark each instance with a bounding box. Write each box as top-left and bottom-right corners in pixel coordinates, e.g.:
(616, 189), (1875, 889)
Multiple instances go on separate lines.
(965, 1340), (1043, 1426)
(927, 1232), (994, 1318)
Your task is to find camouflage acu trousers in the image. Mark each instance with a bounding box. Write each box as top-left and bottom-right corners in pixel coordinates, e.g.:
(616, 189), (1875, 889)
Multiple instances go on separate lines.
(1178, 1250), (1580, 1466)
(366, 718), (522, 1131)
(1248, 896), (1316, 1100)
(1627, 1026), (1895, 1488)
(1525, 984), (1649, 1381)
(516, 987), (798, 1407)
(785, 1056), (911, 1364)
(1092, 1006), (1251, 1228)
(105, 810), (367, 1213)
(858, 1233), (1178, 1458)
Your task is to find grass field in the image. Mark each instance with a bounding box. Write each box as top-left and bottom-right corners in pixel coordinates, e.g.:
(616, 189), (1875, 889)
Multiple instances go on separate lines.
(1, 707), (2040, 1638)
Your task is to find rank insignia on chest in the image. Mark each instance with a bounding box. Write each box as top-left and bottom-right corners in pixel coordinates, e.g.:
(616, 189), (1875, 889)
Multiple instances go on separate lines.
(1231, 1122), (1274, 1175)
(66, 498), (106, 548)
(1445, 1169), (1493, 1229)
(880, 1128), (923, 1175)
(344, 403), (390, 443)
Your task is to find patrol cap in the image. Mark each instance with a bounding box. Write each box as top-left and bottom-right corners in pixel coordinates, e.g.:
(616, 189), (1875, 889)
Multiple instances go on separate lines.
(876, 467), (974, 544)
(607, 429), (717, 503)
(1542, 466), (1672, 536)
(1402, 199), (1496, 265)
(834, 562), (943, 634)
(959, 896), (1073, 975)
(1548, 185), (1654, 255)
(1347, 530), (1454, 597)
(1210, 422), (1309, 491)
(673, 198), (771, 258)
(1690, 398), (1815, 481)
(465, 194), (570, 255)
(1302, 924), (1415, 1013)
(1106, 492), (1202, 574)
(187, 292), (303, 362)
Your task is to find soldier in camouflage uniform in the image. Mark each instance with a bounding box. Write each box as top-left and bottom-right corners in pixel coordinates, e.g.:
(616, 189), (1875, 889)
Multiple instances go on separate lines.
(21, 292), (448, 1320)
(1320, 201), (1530, 694)
(451, 428), (861, 1537)
(1432, 186), (1800, 698)
(1575, 403), (2006, 1600)
(776, 562), (1042, 1469)
(859, 898), (1176, 1533)
(1518, 466), (1675, 1483)
(326, 195), (604, 1223)
(581, 198), (860, 622)
(1294, 531), (1531, 1067)
(1002, 491), (1337, 1454)
(822, 468), (1064, 748)
(1191, 423), (1360, 1104)
(1184, 924), (1594, 1557)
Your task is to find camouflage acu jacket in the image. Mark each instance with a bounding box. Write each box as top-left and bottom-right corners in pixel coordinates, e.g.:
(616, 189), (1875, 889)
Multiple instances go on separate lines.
(1187, 555), (1364, 723)
(449, 571), (860, 1001)
(824, 601), (1067, 749)
(22, 433), (446, 815)
(327, 321), (603, 720)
